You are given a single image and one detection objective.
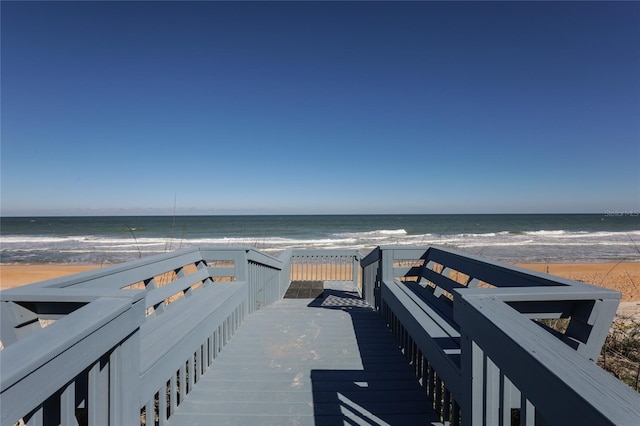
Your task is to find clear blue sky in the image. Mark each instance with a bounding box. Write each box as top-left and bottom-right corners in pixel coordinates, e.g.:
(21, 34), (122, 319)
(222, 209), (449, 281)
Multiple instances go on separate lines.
(1, 1), (639, 216)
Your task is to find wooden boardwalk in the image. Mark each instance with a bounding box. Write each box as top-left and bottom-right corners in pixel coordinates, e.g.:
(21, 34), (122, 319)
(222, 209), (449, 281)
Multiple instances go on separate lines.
(165, 281), (439, 425)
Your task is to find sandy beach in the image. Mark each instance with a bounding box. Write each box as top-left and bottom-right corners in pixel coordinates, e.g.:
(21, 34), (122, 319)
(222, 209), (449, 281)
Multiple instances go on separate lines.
(514, 262), (640, 303)
(514, 262), (640, 320)
(2, 261), (639, 301)
(0, 264), (105, 289)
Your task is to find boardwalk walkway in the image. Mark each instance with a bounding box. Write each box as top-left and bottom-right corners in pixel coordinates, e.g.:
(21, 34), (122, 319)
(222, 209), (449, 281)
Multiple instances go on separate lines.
(165, 281), (439, 425)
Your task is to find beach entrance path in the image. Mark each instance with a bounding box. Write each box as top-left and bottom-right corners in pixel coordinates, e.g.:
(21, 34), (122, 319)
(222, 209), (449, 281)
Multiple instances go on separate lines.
(165, 281), (439, 425)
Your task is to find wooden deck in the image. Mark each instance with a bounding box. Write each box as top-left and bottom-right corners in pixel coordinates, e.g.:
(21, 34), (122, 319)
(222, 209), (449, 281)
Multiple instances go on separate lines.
(4, 247), (638, 426)
(165, 281), (439, 425)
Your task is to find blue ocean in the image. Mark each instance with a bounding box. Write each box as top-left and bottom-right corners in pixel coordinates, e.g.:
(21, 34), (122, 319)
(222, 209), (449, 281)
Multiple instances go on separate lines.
(1, 214), (639, 264)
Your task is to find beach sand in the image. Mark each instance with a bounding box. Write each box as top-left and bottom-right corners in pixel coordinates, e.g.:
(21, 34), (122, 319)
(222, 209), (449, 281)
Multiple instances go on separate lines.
(0, 264), (105, 290)
(2, 261), (639, 303)
(515, 262), (640, 303)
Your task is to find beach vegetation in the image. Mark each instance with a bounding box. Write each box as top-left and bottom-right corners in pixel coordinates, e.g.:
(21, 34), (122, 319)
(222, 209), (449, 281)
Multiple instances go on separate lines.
(599, 315), (640, 392)
(540, 316), (639, 393)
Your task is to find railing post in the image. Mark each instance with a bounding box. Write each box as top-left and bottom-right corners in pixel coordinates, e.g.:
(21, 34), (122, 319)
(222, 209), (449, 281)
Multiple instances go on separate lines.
(377, 247), (395, 310)
(352, 255), (359, 290)
(109, 327), (142, 425)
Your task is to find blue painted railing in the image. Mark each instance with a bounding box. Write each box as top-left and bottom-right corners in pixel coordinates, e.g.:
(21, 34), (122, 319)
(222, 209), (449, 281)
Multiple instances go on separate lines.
(1, 245), (639, 426)
(361, 245), (640, 425)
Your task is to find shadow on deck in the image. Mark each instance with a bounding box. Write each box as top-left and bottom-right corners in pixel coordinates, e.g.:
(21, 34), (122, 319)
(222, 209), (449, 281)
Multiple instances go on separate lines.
(165, 281), (439, 425)
(308, 284), (439, 425)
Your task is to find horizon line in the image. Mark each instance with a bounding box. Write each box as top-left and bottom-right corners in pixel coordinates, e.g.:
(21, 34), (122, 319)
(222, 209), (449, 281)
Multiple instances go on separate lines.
(2, 211), (634, 218)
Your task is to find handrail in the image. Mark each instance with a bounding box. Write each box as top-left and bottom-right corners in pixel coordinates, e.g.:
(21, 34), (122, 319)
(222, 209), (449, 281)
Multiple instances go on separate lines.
(1, 291), (145, 425)
(0, 246), (285, 425)
(455, 292), (640, 425)
(369, 245), (640, 425)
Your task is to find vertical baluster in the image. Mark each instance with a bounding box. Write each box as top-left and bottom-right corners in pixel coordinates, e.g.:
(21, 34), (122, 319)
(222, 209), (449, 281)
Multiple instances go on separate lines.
(158, 384), (167, 426)
(521, 395), (536, 426)
(61, 380), (78, 426)
(178, 364), (186, 404)
(212, 330), (218, 360)
(452, 399), (461, 426)
(420, 354), (427, 390)
(185, 359), (192, 395)
(144, 400), (153, 426)
(291, 256), (296, 281)
(435, 376), (443, 418)
(341, 256), (346, 280)
(292, 256), (297, 281)
(192, 352), (198, 386)
(169, 374), (177, 417)
(110, 331), (140, 425)
(324, 256), (328, 281)
(203, 341), (207, 372)
(485, 356), (500, 425)
(427, 366), (435, 406)
(302, 257), (306, 281)
(88, 357), (109, 425)
(460, 337), (484, 426)
(403, 326), (409, 357)
(24, 406), (43, 426)
(502, 375), (518, 426)
(410, 340), (415, 370)
(194, 348), (200, 383)
(443, 388), (451, 425)
(345, 255), (349, 281)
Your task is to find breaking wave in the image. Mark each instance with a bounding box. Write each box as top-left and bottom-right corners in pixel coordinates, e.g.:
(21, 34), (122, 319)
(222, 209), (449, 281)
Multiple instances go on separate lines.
(2, 228), (639, 264)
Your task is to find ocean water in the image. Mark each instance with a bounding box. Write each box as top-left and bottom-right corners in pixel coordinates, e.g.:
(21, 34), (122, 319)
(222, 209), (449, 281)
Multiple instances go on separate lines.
(1, 214), (639, 264)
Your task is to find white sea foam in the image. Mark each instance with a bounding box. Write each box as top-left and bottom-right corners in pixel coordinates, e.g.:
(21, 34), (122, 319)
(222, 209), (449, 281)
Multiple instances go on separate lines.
(525, 230), (568, 236)
(333, 229), (407, 237)
(2, 228), (639, 264)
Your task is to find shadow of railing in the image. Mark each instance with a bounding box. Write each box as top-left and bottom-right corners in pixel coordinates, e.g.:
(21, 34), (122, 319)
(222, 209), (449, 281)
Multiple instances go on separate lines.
(308, 287), (440, 424)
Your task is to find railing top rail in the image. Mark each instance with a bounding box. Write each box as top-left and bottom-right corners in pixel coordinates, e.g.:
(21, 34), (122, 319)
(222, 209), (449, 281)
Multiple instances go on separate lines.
(359, 246), (383, 268)
(0, 247), (204, 291)
(372, 245), (621, 296)
(452, 285), (622, 302)
(0, 246), (284, 293)
(1, 291), (143, 390)
(243, 248), (284, 268)
(426, 246), (613, 291)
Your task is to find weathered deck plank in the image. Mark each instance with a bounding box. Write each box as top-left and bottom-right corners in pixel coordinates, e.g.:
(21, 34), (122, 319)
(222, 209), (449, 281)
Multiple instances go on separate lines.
(165, 282), (439, 425)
